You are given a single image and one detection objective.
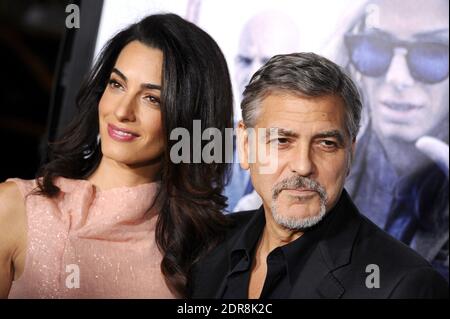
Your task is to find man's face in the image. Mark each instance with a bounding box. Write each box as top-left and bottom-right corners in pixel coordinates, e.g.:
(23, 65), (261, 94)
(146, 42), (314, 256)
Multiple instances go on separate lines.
(235, 12), (300, 100)
(358, 0), (449, 142)
(238, 93), (354, 230)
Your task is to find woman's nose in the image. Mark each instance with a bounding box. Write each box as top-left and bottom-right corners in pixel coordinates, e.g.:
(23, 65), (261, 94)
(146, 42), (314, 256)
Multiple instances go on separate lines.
(114, 95), (137, 122)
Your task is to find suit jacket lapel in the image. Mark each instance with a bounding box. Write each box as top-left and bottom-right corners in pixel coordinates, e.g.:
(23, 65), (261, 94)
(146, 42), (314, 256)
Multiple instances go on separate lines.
(191, 253), (229, 298)
(214, 248), (231, 298)
(316, 273), (346, 298)
(193, 213), (256, 298)
(290, 190), (362, 298)
(215, 208), (265, 298)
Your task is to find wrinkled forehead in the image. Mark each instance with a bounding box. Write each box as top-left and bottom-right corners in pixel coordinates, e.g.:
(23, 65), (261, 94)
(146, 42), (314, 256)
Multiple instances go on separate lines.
(257, 93), (347, 131)
(365, 0), (449, 40)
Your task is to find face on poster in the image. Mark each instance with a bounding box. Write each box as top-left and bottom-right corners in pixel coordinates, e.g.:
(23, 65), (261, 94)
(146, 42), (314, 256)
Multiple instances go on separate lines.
(94, 0), (359, 122)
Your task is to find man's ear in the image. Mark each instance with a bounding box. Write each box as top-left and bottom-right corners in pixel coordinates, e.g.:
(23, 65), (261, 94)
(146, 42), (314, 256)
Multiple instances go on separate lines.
(237, 121), (250, 170)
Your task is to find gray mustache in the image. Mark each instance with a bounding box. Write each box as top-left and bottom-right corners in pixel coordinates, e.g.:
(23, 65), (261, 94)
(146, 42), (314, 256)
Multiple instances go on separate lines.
(272, 176), (327, 202)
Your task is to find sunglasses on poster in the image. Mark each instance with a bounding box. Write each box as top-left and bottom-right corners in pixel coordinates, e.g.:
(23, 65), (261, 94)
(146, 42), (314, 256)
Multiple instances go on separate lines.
(345, 33), (449, 84)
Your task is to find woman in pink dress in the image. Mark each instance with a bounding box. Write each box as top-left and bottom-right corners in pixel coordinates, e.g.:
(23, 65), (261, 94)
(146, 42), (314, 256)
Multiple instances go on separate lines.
(0, 13), (233, 298)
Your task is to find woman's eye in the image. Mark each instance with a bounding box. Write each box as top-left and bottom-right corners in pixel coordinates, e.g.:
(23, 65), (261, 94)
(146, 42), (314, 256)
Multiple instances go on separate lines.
(144, 95), (161, 105)
(108, 79), (123, 90)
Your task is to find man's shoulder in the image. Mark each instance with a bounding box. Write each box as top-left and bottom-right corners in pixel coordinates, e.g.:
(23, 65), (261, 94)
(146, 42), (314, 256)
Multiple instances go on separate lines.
(189, 209), (260, 298)
(355, 212), (431, 268)
(209, 209), (259, 252)
(226, 209), (258, 230)
(195, 209), (258, 265)
(324, 204), (448, 298)
(344, 211), (448, 297)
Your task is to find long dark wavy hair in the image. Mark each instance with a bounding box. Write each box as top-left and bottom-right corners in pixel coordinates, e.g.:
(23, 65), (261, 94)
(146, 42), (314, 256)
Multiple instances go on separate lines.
(36, 13), (233, 297)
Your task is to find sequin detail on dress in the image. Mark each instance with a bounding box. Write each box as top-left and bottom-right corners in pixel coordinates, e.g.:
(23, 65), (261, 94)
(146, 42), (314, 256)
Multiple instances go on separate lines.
(7, 177), (174, 298)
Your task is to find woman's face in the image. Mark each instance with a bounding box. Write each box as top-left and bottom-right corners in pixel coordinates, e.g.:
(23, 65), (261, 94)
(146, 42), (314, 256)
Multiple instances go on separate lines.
(359, 0), (449, 142)
(98, 40), (164, 169)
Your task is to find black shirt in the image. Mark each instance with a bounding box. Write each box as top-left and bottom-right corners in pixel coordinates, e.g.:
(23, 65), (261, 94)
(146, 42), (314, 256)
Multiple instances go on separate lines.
(222, 205), (336, 299)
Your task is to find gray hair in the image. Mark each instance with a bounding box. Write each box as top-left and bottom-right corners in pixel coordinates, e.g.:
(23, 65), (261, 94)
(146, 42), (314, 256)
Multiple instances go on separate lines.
(241, 52), (362, 140)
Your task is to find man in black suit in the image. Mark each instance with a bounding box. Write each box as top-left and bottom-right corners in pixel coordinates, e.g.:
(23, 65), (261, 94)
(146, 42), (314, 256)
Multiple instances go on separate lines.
(189, 52), (448, 299)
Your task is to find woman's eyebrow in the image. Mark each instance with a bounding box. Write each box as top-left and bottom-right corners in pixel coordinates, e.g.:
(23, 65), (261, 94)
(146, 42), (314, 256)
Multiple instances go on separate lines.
(141, 83), (162, 91)
(111, 67), (127, 81)
(112, 67), (162, 91)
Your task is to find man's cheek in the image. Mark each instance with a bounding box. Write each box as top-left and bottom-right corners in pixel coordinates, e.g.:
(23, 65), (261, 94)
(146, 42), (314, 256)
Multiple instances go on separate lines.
(256, 176), (273, 198)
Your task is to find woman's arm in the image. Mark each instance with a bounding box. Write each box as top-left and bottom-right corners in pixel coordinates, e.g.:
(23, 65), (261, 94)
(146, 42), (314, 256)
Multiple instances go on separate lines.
(0, 182), (26, 298)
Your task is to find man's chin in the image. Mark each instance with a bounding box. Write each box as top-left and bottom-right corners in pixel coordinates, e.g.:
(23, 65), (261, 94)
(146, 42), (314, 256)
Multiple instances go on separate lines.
(273, 212), (325, 231)
(271, 204), (326, 231)
(275, 210), (322, 222)
(278, 201), (321, 215)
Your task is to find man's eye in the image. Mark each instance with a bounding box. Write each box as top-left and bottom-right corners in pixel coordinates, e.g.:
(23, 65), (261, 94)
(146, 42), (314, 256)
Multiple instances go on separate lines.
(270, 138), (289, 145)
(319, 140), (338, 148)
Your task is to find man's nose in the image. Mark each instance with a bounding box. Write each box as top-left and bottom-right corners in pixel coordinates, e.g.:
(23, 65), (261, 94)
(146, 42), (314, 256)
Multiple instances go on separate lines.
(114, 95), (137, 122)
(385, 48), (415, 90)
(288, 144), (315, 177)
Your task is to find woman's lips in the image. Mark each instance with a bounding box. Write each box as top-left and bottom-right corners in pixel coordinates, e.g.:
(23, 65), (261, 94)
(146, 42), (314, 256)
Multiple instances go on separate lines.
(107, 124), (140, 142)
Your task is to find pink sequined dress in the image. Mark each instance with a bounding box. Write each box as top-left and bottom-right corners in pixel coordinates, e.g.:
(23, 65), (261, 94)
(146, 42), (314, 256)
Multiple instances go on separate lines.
(7, 177), (175, 299)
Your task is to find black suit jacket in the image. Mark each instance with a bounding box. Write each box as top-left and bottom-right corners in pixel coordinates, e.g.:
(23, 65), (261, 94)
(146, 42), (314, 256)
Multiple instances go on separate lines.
(190, 190), (448, 298)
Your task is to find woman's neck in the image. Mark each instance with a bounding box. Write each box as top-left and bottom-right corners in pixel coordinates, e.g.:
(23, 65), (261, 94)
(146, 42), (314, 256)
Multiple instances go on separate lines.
(87, 156), (162, 190)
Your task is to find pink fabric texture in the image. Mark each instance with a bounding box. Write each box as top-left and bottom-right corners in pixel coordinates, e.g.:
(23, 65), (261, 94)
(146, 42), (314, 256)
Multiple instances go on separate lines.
(7, 177), (174, 299)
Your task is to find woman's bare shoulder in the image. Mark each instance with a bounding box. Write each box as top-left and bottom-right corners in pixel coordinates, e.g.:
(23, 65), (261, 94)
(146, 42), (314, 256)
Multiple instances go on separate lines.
(0, 181), (27, 298)
(0, 181), (26, 216)
(0, 181), (27, 253)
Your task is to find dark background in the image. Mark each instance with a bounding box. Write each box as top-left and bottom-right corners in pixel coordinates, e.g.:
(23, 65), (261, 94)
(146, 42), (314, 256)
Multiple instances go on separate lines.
(0, 0), (66, 181)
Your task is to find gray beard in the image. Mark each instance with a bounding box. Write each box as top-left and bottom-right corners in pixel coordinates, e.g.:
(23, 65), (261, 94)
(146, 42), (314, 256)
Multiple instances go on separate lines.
(270, 175), (328, 231)
(271, 200), (327, 231)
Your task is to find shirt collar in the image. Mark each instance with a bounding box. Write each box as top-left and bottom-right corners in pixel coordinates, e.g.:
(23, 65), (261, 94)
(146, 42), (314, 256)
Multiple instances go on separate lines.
(227, 194), (342, 283)
(229, 206), (266, 274)
(280, 204), (337, 286)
